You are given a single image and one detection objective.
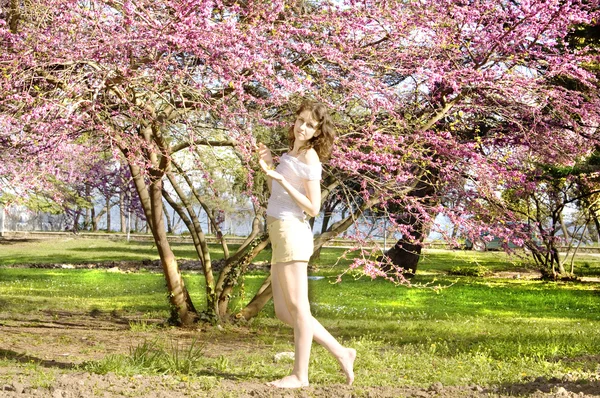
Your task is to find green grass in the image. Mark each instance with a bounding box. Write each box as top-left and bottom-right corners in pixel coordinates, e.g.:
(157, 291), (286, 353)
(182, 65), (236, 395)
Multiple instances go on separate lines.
(418, 248), (600, 277)
(82, 338), (208, 376)
(0, 237), (271, 265)
(1, 237), (600, 389)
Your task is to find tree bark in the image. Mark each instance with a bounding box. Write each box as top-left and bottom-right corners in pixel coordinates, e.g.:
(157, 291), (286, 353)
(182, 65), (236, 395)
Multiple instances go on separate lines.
(72, 210), (80, 233)
(119, 190), (126, 233)
(91, 206), (96, 231)
(383, 215), (425, 275)
(128, 163), (154, 232)
(217, 235), (270, 317)
(127, 156), (197, 325)
(8, 0), (20, 33)
(382, 172), (438, 275)
(84, 185), (91, 230)
(236, 275), (272, 321)
(92, 206), (106, 232)
(105, 196), (111, 232)
(148, 176), (198, 326)
(216, 208), (269, 318)
(163, 202), (173, 234)
(559, 212), (570, 241)
(163, 173), (217, 321)
(592, 210), (600, 245)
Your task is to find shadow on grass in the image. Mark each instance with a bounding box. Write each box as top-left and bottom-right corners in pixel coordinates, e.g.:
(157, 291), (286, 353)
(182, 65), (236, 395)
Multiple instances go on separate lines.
(0, 348), (75, 370)
(491, 377), (600, 397)
(0, 238), (38, 245)
(0, 309), (143, 330)
(0, 254), (150, 266)
(67, 245), (204, 260)
(67, 246), (161, 256)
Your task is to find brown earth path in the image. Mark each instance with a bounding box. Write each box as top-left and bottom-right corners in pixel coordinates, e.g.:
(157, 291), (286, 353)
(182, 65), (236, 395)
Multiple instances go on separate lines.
(1, 311), (599, 398)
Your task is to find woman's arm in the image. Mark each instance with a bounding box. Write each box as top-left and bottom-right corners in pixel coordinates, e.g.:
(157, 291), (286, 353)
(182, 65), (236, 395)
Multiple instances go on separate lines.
(259, 149), (322, 217)
(268, 175), (320, 217)
(257, 143), (274, 193)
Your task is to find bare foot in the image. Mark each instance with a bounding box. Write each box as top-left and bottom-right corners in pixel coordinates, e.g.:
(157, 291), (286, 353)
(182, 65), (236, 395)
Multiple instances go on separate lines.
(267, 375), (309, 389)
(338, 347), (356, 385)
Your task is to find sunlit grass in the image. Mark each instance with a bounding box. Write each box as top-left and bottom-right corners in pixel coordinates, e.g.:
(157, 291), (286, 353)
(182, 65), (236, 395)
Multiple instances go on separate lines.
(0, 237), (270, 266)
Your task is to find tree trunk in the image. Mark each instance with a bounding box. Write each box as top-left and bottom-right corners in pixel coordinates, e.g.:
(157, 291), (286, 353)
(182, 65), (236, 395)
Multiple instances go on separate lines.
(91, 206), (96, 231)
(84, 208), (90, 231)
(148, 177), (198, 326)
(383, 214), (426, 276)
(8, 0), (20, 33)
(217, 235), (270, 318)
(72, 210), (80, 233)
(592, 210), (600, 245)
(382, 173), (438, 275)
(310, 198), (337, 262)
(551, 246), (567, 276)
(119, 190), (127, 233)
(93, 206), (106, 232)
(236, 275), (272, 321)
(162, 174), (217, 321)
(552, 211), (568, 277)
(559, 212), (570, 242)
(163, 202), (173, 234)
(84, 185), (91, 230)
(105, 197), (111, 232)
(92, 207), (101, 231)
(128, 160), (197, 326)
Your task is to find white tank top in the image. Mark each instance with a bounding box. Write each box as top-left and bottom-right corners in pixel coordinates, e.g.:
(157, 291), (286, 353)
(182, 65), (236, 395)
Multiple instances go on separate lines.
(266, 153), (322, 221)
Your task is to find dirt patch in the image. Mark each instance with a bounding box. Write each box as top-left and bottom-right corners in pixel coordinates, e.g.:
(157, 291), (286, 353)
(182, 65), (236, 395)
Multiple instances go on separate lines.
(4, 259), (270, 273)
(1, 312), (599, 398)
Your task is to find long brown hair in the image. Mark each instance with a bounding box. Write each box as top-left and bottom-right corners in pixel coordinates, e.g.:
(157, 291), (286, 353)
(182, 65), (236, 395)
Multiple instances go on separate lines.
(288, 100), (336, 161)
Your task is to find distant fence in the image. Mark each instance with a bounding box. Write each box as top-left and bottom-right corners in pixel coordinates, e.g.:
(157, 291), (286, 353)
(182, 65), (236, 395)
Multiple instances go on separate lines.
(2, 231), (600, 253)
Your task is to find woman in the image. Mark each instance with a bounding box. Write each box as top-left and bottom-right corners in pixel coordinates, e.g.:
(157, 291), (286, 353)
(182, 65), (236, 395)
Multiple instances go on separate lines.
(257, 100), (356, 389)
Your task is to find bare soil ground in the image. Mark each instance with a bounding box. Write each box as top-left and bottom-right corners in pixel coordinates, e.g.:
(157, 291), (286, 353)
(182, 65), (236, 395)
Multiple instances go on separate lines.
(2, 312), (600, 397)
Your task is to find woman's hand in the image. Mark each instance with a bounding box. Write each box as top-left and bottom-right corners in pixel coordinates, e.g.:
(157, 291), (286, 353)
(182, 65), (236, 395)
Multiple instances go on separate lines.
(256, 143), (283, 190)
(257, 143), (274, 168)
(265, 169), (285, 183)
(259, 158), (284, 182)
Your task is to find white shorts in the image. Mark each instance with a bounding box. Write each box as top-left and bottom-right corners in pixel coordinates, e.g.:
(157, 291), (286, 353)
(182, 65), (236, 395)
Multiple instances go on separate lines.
(267, 217), (314, 265)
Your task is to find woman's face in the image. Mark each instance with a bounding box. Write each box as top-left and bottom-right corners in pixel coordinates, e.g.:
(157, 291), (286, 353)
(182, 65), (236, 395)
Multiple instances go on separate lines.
(294, 109), (319, 144)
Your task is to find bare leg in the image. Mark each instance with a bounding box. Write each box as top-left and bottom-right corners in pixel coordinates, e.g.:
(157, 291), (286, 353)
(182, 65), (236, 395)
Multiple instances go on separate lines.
(270, 263), (356, 386)
(267, 261), (312, 388)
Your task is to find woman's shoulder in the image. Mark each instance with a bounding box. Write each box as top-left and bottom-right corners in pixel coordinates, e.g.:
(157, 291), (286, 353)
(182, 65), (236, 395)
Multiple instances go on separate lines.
(299, 148), (321, 166)
(282, 149), (322, 180)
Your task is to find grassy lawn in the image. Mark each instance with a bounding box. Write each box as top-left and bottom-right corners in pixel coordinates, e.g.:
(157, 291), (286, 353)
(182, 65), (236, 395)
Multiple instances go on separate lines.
(1, 237), (599, 389)
(0, 237), (271, 265)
